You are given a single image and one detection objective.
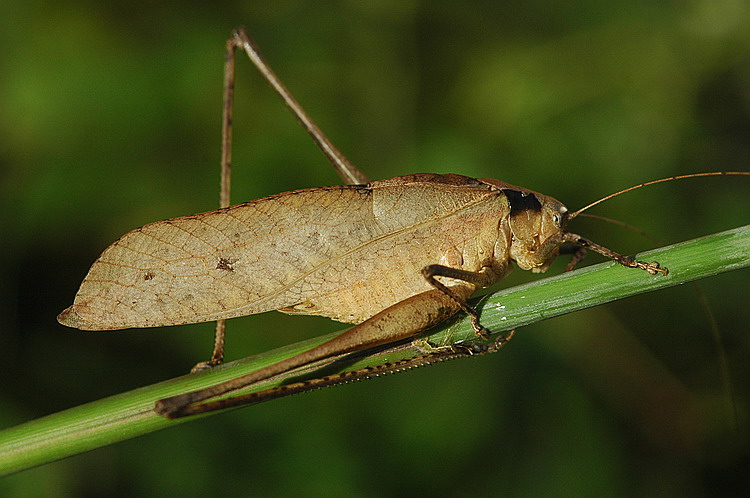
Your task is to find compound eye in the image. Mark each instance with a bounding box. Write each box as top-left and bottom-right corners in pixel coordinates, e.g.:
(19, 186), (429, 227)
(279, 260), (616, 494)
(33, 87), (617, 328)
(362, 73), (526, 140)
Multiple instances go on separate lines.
(552, 208), (568, 226)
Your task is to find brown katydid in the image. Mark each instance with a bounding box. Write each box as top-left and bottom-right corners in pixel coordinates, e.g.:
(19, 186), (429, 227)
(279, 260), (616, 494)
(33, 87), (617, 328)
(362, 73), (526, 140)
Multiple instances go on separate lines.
(57, 28), (749, 419)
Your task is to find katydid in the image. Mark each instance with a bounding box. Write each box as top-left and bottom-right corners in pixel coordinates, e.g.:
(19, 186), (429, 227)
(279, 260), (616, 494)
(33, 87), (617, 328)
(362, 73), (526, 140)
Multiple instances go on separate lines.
(56, 28), (749, 419)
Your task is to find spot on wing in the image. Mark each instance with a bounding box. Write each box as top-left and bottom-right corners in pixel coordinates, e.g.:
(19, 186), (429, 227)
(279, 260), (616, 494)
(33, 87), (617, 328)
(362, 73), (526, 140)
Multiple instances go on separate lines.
(216, 257), (238, 272)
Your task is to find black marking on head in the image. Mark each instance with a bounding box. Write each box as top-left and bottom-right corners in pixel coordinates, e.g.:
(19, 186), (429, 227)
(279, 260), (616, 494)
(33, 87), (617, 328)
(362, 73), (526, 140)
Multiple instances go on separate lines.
(505, 189), (542, 215)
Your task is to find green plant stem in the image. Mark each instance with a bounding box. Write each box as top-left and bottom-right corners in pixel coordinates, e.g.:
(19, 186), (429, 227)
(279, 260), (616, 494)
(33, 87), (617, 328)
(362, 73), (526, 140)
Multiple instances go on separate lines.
(1, 225), (748, 475)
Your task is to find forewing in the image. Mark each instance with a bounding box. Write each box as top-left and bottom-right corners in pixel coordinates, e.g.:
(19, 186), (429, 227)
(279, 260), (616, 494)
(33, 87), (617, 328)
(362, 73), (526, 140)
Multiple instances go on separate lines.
(58, 186), (377, 329)
(58, 175), (503, 330)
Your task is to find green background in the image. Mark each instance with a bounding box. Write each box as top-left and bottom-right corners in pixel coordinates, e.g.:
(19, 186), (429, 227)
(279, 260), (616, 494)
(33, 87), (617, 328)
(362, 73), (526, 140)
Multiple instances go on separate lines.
(2, 1), (749, 496)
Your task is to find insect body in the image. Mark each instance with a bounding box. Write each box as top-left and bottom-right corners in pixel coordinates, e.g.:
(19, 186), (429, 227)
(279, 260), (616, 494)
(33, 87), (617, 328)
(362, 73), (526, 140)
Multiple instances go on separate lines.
(57, 174), (569, 331)
(58, 28), (741, 418)
(59, 169), (669, 418)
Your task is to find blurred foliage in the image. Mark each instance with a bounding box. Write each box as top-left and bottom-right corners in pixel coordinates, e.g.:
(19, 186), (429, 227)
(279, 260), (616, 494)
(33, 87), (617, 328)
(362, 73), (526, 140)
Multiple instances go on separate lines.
(1, 1), (749, 496)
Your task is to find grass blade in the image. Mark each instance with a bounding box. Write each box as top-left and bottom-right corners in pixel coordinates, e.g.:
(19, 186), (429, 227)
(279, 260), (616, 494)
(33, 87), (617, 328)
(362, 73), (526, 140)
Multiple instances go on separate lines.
(0, 225), (748, 475)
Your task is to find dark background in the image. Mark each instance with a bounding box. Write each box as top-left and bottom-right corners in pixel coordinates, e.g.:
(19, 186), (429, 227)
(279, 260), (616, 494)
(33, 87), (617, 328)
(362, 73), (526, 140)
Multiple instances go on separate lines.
(2, 1), (749, 496)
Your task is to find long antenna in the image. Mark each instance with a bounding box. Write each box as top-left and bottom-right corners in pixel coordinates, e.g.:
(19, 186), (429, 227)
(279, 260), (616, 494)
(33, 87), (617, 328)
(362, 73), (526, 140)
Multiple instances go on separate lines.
(571, 171), (750, 219)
